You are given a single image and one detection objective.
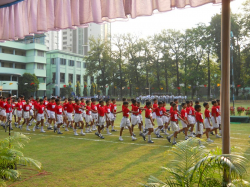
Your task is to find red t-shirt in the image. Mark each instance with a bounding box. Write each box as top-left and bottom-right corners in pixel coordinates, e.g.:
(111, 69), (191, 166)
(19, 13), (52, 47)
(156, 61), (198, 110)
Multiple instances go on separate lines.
(123, 107), (130, 117)
(86, 106), (91, 115)
(138, 109), (142, 114)
(145, 108), (152, 118)
(63, 102), (68, 110)
(65, 103), (74, 113)
(43, 100), (49, 106)
(55, 105), (63, 115)
(111, 103), (117, 113)
(181, 109), (187, 120)
(91, 104), (98, 113)
(212, 106), (219, 117)
(204, 109), (211, 118)
(4, 104), (12, 113)
(21, 100), (26, 105)
(98, 106), (106, 117)
(132, 105), (139, 116)
(155, 107), (163, 117)
(216, 106), (221, 115)
(23, 104), (31, 112)
(187, 106), (195, 115)
(105, 105), (111, 113)
(170, 106), (173, 113)
(1, 101), (7, 109)
(15, 103), (23, 111)
(12, 103), (16, 109)
(80, 102), (85, 107)
(74, 105), (82, 114)
(153, 103), (158, 112)
(196, 112), (203, 123)
(37, 104), (45, 114)
(48, 102), (56, 112)
(171, 110), (178, 122)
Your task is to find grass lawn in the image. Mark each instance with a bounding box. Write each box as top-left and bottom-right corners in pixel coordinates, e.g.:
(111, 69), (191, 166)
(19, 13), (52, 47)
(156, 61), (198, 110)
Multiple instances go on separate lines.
(1, 101), (250, 187)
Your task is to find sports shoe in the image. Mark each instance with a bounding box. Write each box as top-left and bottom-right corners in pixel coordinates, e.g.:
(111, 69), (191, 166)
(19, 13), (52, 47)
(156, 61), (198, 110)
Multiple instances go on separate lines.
(168, 127), (170, 131)
(80, 132), (86, 136)
(111, 129), (117, 132)
(142, 134), (146, 141)
(28, 123), (32, 126)
(74, 132), (79, 136)
(119, 137), (123, 141)
(188, 134), (195, 137)
(65, 128), (69, 131)
(36, 126), (40, 129)
(95, 132), (99, 137)
(14, 123), (18, 128)
(216, 134), (222, 138)
(26, 128), (30, 131)
(54, 127), (57, 133)
(57, 131), (63, 134)
(47, 127), (53, 130)
(199, 144), (206, 148)
(19, 125), (22, 130)
(107, 132), (112, 135)
(210, 132), (214, 135)
(172, 141), (177, 145)
(33, 126), (36, 132)
(185, 137), (189, 140)
(161, 129), (164, 133)
(148, 140), (154, 143)
(99, 135), (105, 139)
(40, 130), (46, 133)
(207, 139), (214, 143)
(131, 136), (137, 141)
(157, 134), (163, 138)
(139, 132), (144, 136)
(85, 130), (90, 133)
(132, 133), (136, 137)
(167, 136), (171, 143)
(164, 132), (169, 135)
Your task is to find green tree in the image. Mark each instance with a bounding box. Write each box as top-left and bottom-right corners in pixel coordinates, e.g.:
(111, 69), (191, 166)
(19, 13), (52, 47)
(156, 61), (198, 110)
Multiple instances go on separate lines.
(76, 81), (81, 96)
(18, 73), (39, 98)
(83, 81), (88, 96)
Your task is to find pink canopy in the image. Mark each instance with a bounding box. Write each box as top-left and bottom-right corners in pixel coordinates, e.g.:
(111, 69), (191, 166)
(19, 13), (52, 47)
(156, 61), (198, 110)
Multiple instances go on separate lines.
(0, 0), (223, 41)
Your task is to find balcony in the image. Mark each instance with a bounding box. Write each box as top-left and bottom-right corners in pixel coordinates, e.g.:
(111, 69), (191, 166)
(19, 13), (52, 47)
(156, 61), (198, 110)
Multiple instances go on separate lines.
(0, 81), (18, 90)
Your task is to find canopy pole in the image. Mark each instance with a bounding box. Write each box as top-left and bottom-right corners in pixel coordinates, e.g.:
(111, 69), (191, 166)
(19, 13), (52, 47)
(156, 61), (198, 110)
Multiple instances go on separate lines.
(221, 0), (231, 184)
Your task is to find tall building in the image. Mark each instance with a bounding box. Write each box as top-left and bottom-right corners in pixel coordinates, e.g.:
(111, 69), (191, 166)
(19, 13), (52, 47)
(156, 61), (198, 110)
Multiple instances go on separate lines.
(0, 35), (47, 97)
(44, 31), (62, 51)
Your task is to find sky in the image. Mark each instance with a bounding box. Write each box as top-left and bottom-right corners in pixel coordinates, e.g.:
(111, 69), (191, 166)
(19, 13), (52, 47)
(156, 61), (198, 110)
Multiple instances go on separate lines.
(111, 0), (243, 37)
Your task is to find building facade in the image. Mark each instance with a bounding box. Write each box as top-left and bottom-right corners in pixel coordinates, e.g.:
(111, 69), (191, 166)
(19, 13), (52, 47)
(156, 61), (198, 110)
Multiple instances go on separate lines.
(46, 50), (94, 97)
(0, 35), (47, 97)
(44, 31), (62, 51)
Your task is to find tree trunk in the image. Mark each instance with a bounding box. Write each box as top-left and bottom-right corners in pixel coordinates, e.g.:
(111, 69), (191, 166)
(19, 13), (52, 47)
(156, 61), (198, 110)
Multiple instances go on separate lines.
(207, 52), (211, 99)
(176, 57), (180, 95)
(164, 61), (169, 93)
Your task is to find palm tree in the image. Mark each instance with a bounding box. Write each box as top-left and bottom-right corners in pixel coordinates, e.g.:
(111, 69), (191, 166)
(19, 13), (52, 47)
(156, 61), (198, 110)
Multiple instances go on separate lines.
(142, 138), (248, 187)
(0, 133), (42, 186)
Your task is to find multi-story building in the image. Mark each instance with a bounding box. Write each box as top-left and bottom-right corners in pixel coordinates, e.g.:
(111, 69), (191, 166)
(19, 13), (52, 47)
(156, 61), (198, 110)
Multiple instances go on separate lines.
(46, 50), (94, 97)
(0, 35), (47, 97)
(44, 31), (62, 51)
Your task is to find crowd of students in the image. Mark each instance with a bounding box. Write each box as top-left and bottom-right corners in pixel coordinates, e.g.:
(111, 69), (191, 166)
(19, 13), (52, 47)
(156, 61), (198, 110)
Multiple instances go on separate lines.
(0, 95), (222, 145)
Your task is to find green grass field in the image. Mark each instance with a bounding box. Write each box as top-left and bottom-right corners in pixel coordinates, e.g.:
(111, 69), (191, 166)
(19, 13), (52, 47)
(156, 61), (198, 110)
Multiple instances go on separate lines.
(1, 101), (250, 187)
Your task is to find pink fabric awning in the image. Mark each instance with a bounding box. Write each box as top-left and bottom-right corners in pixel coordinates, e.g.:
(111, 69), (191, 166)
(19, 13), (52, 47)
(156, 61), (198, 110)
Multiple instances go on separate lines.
(0, 0), (223, 41)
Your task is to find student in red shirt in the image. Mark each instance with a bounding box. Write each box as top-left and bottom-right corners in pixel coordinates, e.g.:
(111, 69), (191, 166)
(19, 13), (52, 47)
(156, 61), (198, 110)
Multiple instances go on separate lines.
(33, 99), (48, 133)
(110, 98), (118, 132)
(117, 101), (137, 141)
(95, 100), (106, 139)
(216, 99), (222, 135)
(47, 97), (56, 130)
(180, 103), (189, 140)
(152, 99), (158, 122)
(28, 96), (35, 124)
(15, 98), (23, 129)
(23, 99), (32, 131)
(203, 102), (214, 142)
(167, 103), (184, 145)
(195, 104), (204, 139)
(130, 100), (145, 137)
(80, 98), (86, 122)
(43, 96), (49, 125)
(54, 99), (65, 134)
(141, 101), (155, 143)
(0, 96), (3, 125)
(91, 99), (98, 131)
(162, 101), (170, 135)
(104, 99), (112, 135)
(74, 99), (85, 136)
(211, 100), (221, 138)
(4, 98), (13, 130)
(186, 100), (195, 137)
(137, 101), (144, 136)
(85, 100), (93, 133)
(65, 99), (75, 131)
(33, 97), (40, 120)
(63, 98), (68, 127)
(12, 100), (17, 125)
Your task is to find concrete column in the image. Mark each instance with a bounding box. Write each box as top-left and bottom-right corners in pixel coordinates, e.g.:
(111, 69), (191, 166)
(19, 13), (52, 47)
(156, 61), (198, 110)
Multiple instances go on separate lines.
(55, 57), (60, 96)
(0, 46), (2, 53)
(13, 49), (15, 55)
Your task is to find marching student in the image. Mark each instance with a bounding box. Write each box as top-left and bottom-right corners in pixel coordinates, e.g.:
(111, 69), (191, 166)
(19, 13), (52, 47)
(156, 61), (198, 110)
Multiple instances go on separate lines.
(33, 97), (40, 121)
(167, 103), (185, 145)
(0, 96), (3, 125)
(186, 101), (195, 137)
(137, 102), (144, 136)
(85, 100), (93, 133)
(141, 101), (155, 143)
(91, 99), (98, 131)
(29, 97), (35, 125)
(12, 100), (17, 126)
(95, 100), (106, 139)
(15, 98), (23, 129)
(54, 99), (64, 134)
(195, 104), (205, 147)
(0, 97), (7, 126)
(118, 101), (137, 141)
(64, 99), (75, 131)
(152, 99), (158, 122)
(105, 99), (112, 135)
(4, 98), (13, 129)
(80, 98), (86, 123)
(131, 100), (146, 136)
(216, 99), (222, 135)
(211, 100), (221, 138)
(154, 101), (164, 138)
(23, 99), (32, 131)
(62, 98), (68, 128)
(43, 96), (49, 125)
(162, 101), (170, 135)
(203, 102), (214, 142)
(180, 103), (189, 140)
(33, 99), (48, 133)
(47, 97), (56, 130)
(110, 98), (118, 132)
(73, 99), (85, 136)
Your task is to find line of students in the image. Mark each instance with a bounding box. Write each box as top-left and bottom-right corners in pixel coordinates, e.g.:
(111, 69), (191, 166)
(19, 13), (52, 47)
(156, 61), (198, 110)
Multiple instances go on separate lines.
(0, 95), (222, 145)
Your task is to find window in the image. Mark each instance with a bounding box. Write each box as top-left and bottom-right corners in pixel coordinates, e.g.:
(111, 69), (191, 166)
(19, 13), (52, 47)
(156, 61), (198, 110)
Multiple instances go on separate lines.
(83, 62), (86, 68)
(68, 74), (73, 83)
(12, 76), (17, 81)
(0, 61), (13, 68)
(76, 61), (81, 68)
(37, 77), (46, 83)
(60, 73), (65, 83)
(63, 37), (67, 40)
(37, 50), (44, 57)
(15, 63), (26, 69)
(37, 63), (44, 70)
(60, 58), (66, 65)
(15, 49), (26, 56)
(76, 75), (81, 83)
(0, 75), (11, 81)
(52, 73), (56, 83)
(69, 60), (74, 66)
(51, 58), (56, 64)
